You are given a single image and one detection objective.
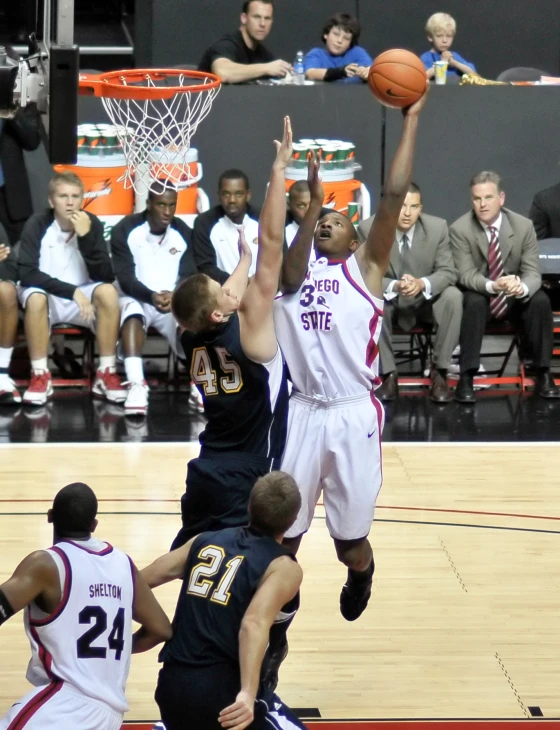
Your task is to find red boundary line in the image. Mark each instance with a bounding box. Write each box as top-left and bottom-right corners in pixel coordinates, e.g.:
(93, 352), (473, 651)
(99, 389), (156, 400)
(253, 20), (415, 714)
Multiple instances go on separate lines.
(3, 499), (560, 524)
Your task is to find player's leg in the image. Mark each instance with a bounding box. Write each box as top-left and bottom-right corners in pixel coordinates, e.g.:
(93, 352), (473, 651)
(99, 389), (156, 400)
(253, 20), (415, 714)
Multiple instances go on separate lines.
(90, 283), (127, 403)
(0, 682), (123, 730)
(20, 289), (53, 405)
(0, 280), (21, 403)
(322, 395), (384, 621)
(429, 286), (462, 403)
(120, 298), (149, 416)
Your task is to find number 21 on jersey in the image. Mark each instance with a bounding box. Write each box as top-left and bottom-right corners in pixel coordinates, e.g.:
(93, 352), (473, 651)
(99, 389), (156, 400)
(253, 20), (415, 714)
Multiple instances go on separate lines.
(187, 546), (244, 606)
(191, 346), (243, 396)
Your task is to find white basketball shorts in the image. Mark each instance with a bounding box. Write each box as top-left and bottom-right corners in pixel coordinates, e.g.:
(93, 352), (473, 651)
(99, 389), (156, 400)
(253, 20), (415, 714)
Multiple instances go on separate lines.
(281, 391), (384, 541)
(119, 297), (182, 355)
(0, 681), (122, 730)
(18, 282), (104, 333)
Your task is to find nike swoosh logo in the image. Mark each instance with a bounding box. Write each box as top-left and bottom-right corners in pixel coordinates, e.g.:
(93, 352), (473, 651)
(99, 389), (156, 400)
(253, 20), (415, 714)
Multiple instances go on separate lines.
(368, 431), (375, 438)
(386, 88), (407, 98)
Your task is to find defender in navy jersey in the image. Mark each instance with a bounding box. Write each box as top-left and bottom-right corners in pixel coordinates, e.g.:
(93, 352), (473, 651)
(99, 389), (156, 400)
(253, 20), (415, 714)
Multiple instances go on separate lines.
(275, 87), (429, 623)
(142, 472), (305, 730)
(0, 482), (171, 730)
(170, 117), (293, 551)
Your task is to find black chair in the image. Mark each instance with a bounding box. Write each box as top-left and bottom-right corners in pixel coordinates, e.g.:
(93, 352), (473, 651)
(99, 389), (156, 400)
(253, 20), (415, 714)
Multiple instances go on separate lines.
(496, 67), (550, 82)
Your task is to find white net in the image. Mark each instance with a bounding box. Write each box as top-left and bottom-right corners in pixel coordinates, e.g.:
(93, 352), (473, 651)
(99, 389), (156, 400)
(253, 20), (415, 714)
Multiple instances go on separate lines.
(99, 71), (220, 194)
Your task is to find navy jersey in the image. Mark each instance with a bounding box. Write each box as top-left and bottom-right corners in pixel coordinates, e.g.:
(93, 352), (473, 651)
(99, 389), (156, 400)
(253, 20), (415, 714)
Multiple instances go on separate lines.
(181, 313), (289, 460)
(160, 526), (295, 668)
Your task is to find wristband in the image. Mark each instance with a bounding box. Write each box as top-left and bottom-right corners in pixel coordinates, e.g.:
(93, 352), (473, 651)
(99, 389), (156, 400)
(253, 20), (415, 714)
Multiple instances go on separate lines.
(324, 67), (347, 82)
(0, 588), (15, 625)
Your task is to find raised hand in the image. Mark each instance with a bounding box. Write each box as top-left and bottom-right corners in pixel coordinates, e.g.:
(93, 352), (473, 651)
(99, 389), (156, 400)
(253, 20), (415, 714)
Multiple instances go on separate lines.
(403, 80), (429, 118)
(237, 227), (253, 261)
(307, 149), (324, 205)
(273, 116), (293, 170)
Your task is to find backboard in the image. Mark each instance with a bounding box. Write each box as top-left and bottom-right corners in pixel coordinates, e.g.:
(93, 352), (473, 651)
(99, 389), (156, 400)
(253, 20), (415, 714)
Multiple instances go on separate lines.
(0, 0), (78, 164)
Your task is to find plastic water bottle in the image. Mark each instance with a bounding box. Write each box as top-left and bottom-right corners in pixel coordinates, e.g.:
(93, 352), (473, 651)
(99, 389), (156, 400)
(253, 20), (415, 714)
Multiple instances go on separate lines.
(293, 51), (305, 85)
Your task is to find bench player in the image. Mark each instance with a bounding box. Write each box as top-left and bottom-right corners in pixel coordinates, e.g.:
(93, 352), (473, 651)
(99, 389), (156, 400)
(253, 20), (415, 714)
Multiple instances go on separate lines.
(274, 89), (428, 621)
(169, 116), (293, 550)
(0, 482), (171, 729)
(142, 471), (304, 730)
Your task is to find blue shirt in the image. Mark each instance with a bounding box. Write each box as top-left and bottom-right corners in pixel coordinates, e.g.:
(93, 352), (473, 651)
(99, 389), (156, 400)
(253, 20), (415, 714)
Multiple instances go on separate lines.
(303, 46), (373, 84)
(420, 50), (476, 76)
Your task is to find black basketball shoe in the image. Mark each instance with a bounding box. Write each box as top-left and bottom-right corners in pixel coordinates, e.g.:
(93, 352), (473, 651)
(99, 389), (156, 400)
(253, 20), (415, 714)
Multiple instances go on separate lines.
(339, 560), (374, 622)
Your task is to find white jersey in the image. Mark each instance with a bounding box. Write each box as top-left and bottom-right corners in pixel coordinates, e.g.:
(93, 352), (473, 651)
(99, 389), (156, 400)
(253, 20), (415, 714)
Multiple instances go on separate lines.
(24, 538), (135, 714)
(274, 254), (384, 399)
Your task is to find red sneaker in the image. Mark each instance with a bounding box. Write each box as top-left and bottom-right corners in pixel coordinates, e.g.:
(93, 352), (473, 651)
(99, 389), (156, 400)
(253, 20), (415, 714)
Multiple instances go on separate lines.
(23, 371), (53, 406)
(92, 368), (127, 403)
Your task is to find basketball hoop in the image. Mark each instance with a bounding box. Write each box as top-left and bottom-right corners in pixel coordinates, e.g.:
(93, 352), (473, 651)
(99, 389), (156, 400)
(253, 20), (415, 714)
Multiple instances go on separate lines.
(78, 69), (221, 194)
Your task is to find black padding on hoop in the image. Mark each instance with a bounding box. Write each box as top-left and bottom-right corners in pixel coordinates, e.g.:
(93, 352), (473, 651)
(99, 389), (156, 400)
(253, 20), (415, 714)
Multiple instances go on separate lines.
(0, 65), (18, 110)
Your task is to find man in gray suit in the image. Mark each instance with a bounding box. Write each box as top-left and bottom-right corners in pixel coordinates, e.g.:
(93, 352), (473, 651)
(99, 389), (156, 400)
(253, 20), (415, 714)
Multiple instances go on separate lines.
(358, 183), (461, 403)
(451, 170), (559, 403)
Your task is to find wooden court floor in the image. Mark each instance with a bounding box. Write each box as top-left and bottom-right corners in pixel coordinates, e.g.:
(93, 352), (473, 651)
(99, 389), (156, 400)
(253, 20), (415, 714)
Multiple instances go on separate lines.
(1, 442), (560, 722)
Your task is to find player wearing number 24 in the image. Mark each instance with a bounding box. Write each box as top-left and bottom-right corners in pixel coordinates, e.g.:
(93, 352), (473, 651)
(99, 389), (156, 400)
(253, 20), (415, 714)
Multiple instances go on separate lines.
(0, 482), (171, 730)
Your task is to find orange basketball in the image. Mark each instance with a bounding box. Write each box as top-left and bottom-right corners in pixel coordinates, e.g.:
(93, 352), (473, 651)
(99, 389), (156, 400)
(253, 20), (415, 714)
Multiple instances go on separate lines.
(368, 49), (427, 109)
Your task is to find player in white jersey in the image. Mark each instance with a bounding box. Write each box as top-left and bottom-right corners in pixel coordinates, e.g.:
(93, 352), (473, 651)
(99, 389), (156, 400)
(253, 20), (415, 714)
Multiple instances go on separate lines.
(274, 88), (429, 622)
(0, 482), (171, 730)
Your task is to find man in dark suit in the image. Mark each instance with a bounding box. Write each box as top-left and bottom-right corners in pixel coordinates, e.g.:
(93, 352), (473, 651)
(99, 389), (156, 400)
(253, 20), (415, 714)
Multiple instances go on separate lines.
(529, 182), (560, 240)
(0, 52), (42, 244)
(451, 170), (559, 403)
(358, 183), (461, 403)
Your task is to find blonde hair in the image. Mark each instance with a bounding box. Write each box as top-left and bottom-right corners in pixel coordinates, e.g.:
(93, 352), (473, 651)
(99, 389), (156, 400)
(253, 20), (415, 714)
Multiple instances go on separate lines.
(172, 274), (218, 333)
(425, 12), (456, 37)
(48, 171), (84, 199)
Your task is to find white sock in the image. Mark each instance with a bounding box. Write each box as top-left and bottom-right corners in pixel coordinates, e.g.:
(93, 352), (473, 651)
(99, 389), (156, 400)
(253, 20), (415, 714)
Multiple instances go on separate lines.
(0, 347), (13, 370)
(98, 355), (116, 372)
(31, 358), (49, 373)
(124, 357), (144, 383)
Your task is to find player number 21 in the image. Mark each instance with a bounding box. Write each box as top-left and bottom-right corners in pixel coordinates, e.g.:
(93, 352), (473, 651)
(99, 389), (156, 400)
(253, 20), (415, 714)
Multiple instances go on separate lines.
(187, 546), (244, 605)
(191, 346), (243, 396)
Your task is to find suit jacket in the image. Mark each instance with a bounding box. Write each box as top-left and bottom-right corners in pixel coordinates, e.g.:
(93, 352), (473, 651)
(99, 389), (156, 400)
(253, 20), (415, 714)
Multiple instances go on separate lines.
(357, 212), (458, 301)
(450, 207), (541, 298)
(0, 105), (41, 222)
(528, 182), (560, 240)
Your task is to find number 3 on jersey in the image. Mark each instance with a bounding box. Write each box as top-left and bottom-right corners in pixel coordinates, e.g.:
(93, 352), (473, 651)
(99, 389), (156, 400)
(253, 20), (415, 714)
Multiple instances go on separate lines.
(191, 346), (243, 396)
(187, 546), (244, 606)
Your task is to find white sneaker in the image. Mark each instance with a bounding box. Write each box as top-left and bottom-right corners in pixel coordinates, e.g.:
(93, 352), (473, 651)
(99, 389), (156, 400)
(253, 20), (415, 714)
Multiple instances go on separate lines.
(124, 381), (149, 416)
(23, 371), (53, 406)
(0, 375), (22, 404)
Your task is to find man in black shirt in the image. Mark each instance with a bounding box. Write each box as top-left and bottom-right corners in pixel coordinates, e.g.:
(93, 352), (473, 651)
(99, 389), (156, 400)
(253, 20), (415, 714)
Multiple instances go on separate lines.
(142, 471), (305, 730)
(198, 0), (292, 84)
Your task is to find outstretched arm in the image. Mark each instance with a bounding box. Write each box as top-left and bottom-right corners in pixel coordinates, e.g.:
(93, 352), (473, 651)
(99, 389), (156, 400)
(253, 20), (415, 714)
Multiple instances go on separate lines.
(239, 116), (293, 363)
(141, 537), (196, 588)
(130, 562), (172, 654)
(281, 152), (324, 294)
(222, 229), (253, 302)
(355, 85), (429, 298)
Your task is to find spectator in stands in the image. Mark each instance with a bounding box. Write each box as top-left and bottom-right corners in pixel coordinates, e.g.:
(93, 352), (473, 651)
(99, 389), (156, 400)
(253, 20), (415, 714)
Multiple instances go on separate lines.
(0, 223), (20, 403)
(191, 169), (259, 284)
(451, 171), (559, 403)
(420, 13), (476, 80)
(198, 0), (292, 84)
(304, 13), (372, 84)
(0, 47), (41, 244)
(358, 183), (461, 403)
(529, 181), (560, 239)
(111, 184), (196, 417)
(17, 171), (127, 406)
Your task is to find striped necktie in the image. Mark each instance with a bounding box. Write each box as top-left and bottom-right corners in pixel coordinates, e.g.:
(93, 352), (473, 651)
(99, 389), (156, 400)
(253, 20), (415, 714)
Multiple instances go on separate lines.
(488, 225), (508, 319)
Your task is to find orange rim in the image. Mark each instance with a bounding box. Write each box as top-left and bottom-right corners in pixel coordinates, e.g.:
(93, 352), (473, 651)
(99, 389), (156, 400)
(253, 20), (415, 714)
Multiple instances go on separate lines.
(78, 68), (222, 100)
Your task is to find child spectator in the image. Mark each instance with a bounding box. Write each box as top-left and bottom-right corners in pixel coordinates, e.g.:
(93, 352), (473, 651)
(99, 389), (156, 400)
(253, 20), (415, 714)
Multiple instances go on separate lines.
(420, 13), (476, 80)
(304, 13), (372, 84)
